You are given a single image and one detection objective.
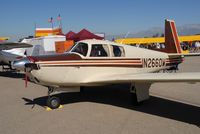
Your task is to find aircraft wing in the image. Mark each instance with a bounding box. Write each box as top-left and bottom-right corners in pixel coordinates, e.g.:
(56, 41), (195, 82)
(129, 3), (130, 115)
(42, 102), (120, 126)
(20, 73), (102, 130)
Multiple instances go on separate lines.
(83, 72), (200, 84)
(0, 42), (32, 50)
(168, 53), (200, 57)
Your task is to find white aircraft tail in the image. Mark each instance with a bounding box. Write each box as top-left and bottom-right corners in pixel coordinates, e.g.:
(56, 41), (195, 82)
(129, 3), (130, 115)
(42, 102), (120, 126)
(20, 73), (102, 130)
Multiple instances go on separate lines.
(26, 45), (45, 56)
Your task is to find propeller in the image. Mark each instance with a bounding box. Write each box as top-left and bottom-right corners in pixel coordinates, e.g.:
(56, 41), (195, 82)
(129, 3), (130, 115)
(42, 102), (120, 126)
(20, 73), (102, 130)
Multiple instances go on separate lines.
(23, 63), (40, 88)
(22, 56), (39, 88)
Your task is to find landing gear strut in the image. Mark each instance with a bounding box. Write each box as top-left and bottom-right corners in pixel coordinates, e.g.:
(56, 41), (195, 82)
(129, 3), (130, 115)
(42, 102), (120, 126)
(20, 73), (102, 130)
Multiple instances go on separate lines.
(130, 83), (151, 105)
(46, 87), (61, 109)
(130, 85), (140, 105)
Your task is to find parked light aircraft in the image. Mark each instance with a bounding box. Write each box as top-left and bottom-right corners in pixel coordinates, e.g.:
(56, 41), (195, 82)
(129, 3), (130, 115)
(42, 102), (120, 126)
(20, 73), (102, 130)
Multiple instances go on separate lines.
(13, 20), (200, 109)
(115, 30), (200, 54)
(115, 35), (200, 45)
(0, 42), (32, 69)
(0, 37), (9, 41)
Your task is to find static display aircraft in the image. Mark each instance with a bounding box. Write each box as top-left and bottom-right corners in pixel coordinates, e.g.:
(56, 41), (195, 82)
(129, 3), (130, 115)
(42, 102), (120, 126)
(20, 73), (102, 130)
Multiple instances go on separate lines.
(13, 20), (200, 109)
(0, 37), (9, 41)
(0, 42), (32, 69)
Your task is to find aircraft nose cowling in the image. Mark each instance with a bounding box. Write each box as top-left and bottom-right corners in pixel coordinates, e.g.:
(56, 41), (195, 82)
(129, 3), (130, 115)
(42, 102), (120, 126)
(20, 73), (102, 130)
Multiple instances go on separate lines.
(12, 57), (31, 71)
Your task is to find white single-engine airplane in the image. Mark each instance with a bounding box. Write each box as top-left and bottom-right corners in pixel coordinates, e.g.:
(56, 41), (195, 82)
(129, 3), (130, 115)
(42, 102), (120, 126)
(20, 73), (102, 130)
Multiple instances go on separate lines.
(0, 42), (32, 70)
(13, 20), (200, 109)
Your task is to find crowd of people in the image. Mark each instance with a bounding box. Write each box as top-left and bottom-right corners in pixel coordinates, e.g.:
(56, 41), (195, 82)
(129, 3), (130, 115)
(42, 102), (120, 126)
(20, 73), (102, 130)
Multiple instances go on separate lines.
(181, 41), (200, 53)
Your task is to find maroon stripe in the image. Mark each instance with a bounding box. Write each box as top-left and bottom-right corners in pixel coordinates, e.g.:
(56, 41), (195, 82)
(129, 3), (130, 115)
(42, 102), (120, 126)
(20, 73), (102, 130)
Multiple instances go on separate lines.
(84, 58), (141, 61)
(33, 53), (82, 62)
(33, 53), (141, 62)
(40, 61), (142, 65)
(41, 64), (143, 68)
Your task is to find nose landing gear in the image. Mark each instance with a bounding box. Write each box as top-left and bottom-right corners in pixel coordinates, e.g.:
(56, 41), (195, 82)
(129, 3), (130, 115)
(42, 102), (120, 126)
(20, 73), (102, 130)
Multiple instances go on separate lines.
(47, 87), (61, 109)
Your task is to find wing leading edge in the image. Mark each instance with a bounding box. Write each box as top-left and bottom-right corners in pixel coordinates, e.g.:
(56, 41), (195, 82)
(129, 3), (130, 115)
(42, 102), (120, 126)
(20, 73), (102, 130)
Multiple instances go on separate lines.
(82, 72), (200, 84)
(0, 42), (32, 50)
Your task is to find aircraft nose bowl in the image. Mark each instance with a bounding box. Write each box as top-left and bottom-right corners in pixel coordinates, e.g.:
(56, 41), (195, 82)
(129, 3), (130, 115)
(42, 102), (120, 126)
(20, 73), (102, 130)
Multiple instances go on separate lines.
(12, 58), (30, 71)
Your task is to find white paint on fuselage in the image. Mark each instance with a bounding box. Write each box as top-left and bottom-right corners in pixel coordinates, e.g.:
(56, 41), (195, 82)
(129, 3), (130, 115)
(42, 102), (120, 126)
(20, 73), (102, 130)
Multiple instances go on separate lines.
(29, 39), (170, 88)
(0, 48), (26, 64)
(31, 66), (167, 87)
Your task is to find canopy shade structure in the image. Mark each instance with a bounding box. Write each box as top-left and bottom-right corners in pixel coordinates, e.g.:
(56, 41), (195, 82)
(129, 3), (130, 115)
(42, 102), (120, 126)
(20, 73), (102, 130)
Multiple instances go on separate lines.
(65, 31), (76, 40)
(67, 29), (104, 42)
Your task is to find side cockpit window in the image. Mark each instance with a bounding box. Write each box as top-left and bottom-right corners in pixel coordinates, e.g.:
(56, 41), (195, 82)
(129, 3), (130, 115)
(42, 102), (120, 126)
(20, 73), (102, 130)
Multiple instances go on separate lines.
(90, 44), (109, 57)
(111, 45), (125, 57)
(71, 42), (88, 56)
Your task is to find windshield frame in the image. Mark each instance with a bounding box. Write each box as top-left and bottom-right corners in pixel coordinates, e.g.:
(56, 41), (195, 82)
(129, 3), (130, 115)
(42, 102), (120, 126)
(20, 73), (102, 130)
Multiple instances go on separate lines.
(70, 42), (88, 57)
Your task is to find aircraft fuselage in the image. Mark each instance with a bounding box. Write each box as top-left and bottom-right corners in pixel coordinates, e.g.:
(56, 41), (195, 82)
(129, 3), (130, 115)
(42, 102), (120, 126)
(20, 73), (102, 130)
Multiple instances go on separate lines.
(21, 39), (182, 88)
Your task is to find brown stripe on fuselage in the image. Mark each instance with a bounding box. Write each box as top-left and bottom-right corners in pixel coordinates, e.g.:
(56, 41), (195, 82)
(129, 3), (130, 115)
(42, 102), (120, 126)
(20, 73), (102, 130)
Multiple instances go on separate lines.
(166, 58), (183, 66)
(167, 56), (183, 64)
(38, 60), (142, 65)
(33, 53), (82, 62)
(34, 53), (143, 68)
(32, 53), (141, 62)
(40, 64), (143, 68)
(84, 58), (141, 61)
(32, 53), (182, 69)
(38, 60), (142, 67)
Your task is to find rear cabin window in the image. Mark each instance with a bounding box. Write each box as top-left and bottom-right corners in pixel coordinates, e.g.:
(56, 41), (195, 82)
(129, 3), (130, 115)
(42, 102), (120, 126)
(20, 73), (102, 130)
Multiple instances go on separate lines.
(90, 44), (109, 57)
(71, 42), (88, 56)
(111, 45), (125, 57)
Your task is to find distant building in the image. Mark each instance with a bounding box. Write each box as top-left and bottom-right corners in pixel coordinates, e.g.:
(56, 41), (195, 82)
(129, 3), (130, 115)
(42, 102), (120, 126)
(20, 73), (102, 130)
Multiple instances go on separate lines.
(22, 35), (66, 54)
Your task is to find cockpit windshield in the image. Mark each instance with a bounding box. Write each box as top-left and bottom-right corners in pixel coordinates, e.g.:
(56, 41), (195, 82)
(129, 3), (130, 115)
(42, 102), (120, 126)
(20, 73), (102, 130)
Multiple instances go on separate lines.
(71, 42), (88, 56)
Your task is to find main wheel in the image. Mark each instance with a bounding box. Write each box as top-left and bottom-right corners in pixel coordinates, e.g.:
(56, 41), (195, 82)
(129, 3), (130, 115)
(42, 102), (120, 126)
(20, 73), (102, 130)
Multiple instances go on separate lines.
(131, 93), (139, 105)
(47, 96), (61, 109)
(80, 86), (85, 92)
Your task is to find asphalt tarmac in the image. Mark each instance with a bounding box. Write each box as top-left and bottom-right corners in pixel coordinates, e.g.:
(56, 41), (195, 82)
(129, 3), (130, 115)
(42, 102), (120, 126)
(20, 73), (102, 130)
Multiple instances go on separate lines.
(0, 57), (200, 134)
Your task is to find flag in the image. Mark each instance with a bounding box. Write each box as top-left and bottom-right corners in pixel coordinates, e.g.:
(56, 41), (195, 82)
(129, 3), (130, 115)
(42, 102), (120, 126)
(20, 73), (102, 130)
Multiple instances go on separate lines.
(57, 14), (61, 21)
(48, 17), (53, 23)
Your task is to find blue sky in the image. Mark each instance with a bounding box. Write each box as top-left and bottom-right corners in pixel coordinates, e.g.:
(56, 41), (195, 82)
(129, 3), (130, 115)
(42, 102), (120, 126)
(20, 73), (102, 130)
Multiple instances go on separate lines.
(1, 0), (200, 40)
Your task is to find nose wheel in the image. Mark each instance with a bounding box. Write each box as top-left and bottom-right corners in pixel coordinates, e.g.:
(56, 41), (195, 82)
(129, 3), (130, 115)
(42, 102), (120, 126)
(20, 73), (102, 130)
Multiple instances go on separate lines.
(47, 96), (60, 109)
(47, 87), (61, 109)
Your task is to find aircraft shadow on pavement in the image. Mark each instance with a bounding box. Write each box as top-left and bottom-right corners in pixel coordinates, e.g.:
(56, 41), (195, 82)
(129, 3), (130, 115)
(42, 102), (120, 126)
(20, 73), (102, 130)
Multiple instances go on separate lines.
(0, 71), (24, 79)
(22, 84), (200, 127)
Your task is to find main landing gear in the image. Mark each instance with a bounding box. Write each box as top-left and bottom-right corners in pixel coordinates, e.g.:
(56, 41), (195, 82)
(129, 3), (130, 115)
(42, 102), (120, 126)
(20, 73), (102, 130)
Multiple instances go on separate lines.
(45, 84), (151, 109)
(130, 85), (140, 105)
(47, 87), (61, 109)
(129, 83), (151, 105)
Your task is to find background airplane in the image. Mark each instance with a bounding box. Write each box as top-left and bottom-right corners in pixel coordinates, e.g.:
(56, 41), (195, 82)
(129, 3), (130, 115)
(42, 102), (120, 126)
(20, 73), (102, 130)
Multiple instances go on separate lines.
(0, 42), (33, 70)
(13, 19), (200, 109)
(0, 35), (64, 70)
(115, 35), (200, 45)
(0, 37), (9, 42)
(115, 33), (200, 54)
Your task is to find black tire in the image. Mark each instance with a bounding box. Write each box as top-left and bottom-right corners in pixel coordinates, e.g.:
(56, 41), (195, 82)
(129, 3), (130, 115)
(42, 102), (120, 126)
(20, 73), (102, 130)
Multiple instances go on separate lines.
(131, 93), (140, 106)
(80, 86), (85, 92)
(47, 96), (61, 109)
